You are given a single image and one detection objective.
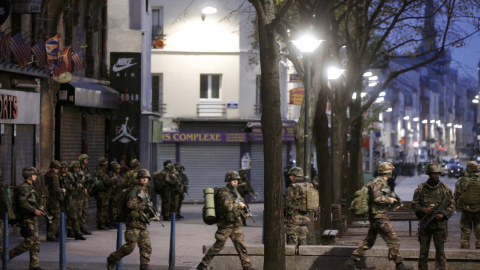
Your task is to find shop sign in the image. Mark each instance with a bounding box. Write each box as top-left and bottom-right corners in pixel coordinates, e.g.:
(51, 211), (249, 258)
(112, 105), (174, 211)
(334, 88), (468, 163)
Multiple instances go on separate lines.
(162, 132), (247, 143)
(289, 88), (304, 105)
(12, 0), (41, 13)
(289, 74), (302, 82)
(250, 125), (294, 142)
(0, 89), (39, 124)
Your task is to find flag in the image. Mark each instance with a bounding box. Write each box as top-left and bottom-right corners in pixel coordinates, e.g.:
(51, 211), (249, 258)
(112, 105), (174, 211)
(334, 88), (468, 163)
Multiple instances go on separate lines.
(45, 34), (58, 60)
(30, 40), (47, 67)
(0, 31), (10, 58)
(53, 54), (66, 77)
(9, 32), (30, 67)
(58, 46), (72, 72)
(72, 48), (86, 71)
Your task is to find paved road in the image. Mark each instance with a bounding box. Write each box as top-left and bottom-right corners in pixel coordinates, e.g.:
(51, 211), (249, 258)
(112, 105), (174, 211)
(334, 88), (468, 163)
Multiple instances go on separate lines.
(4, 175), (473, 269)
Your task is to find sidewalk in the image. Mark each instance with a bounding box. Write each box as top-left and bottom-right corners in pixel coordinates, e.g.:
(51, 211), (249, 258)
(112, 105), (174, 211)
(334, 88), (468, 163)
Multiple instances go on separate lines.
(5, 175), (474, 269)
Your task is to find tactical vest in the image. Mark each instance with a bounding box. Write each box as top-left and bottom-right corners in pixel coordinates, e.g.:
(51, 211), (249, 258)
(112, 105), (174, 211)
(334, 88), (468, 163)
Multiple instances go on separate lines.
(463, 177), (480, 205)
(417, 182), (448, 208)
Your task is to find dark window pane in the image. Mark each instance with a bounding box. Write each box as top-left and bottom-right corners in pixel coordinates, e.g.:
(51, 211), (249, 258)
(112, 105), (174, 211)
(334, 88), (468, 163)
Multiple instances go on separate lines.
(211, 75), (220, 98)
(200, 75), (208, 98)
(152, 75), (159, 112)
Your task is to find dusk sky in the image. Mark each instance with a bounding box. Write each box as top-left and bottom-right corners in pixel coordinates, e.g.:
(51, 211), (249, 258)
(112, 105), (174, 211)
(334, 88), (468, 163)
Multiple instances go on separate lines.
(451, 33), (480, 81)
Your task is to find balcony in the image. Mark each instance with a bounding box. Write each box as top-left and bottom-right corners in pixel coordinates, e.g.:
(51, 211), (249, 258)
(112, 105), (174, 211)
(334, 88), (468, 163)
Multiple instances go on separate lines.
(197, 103), (226, 117)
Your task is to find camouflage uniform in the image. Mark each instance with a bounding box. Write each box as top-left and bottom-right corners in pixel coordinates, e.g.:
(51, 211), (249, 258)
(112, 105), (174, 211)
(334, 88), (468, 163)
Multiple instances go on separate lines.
(108, 162), (124, 223)
(44, 161), (64, 240)
(176, 165), (189, 217)
(95, 159), (116, 229)
(107, 170), (153, 270)
(285, 167), (311, 246)
(454, 161), (480, 249)
(155, 162), (180, 220)
(64, 162), (86, 239)
(347, 162), (412, 270)
(9, 167), (42, 269)
(78, 157), (90, 233)
(238, 169), (256, 203)
(199, 171), (253, 270)
(412, 163), (454, 270)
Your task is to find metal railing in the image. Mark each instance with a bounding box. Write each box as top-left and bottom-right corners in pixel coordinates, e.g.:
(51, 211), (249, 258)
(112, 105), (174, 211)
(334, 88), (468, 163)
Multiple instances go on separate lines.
(197, 103), (226, 117)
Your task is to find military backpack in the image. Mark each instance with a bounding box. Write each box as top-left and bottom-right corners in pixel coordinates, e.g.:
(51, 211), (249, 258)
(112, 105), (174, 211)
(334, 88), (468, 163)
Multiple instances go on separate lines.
(3, 186), (22, 225)
(202, 187), (222, 225)
(153, 171), (166, 194)
(110, 187), (135, 222)
(350, 183), (371, 217)
(462, 177), (480, 205)
(292, 182), (319, 212)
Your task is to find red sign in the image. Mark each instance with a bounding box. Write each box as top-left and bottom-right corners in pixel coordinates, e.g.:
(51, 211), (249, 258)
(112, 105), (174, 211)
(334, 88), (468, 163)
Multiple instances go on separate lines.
(289, 88), (304, 105)
(0, 94), (18, 119)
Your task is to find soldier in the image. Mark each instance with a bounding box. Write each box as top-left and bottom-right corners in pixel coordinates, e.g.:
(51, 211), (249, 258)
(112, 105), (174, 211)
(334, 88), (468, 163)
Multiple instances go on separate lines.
(238, 169), (256, 203)
(196, 171), (257, 270)
(344, 162), (412, 270)
(108, 161), (124, 226)
(78, 154), (92, 235)
(9, 167), (45, 270)
(454, 161), (480, 249)
(176, 164), (189, 219)
(95, 158), (115, 230)
(284, 167), (311, 246)
(44, 160), (65, 242)
(411, 163), (455, 270)
(125, 159), (141, 186)
(107, 169), (157, 270)
(154, 160), (180, 221)
(58, 162), (69, 233)
(64, 161), (86, 240)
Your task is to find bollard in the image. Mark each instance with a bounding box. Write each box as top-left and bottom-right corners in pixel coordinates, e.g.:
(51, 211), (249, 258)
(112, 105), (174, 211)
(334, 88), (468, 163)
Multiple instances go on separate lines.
(116, 222), (123, 270)
(59, 212), (66, 270)
(168, 213), (175, 270)
(3, 211), (9, 270)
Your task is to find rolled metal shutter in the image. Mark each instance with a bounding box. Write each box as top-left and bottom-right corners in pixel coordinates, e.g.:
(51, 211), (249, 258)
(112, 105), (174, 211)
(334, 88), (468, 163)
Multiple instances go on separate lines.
(15, 125), (35, 185)
(179, 143), (240, 203)
(250, 143), (264, 202)
(60, 106), (82, 164)
(156, 143), (176, 171)
(86, 114), (105, 175)
(0, 125), (12, 185)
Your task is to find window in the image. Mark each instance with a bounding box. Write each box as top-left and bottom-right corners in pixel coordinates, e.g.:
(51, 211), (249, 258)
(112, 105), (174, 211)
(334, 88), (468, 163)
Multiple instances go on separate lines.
(152, 74), (163, 114)
(255, 75), (262, 114)
(200, 74), (220, 99)
(152, 7), (164, 47)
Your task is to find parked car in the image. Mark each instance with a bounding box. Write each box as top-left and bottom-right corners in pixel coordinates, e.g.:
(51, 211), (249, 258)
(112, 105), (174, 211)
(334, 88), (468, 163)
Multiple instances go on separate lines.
(441, 163), (453, 176)
(448, 164), (464, 178)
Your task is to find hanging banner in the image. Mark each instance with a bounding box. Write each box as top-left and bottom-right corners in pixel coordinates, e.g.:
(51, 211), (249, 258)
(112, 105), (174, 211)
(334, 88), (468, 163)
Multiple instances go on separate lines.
(109, 52), (141, 164)
(289, 88), (304, 105)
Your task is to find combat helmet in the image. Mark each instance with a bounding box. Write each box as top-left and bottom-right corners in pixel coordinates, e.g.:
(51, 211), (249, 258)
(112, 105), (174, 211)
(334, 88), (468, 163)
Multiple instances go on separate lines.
(466, 161), (479, 173)
(137, 169), (151, 179)
(163, 160), (172, 168)
(78, 154), (89, 163)
(22, 167), (39, 178)
(288, 167), (304, 178)
(69, 161), (80, 170)
(98, 157), (108, 165)
(109, 161), (121, 170)
(378, 162), (395, 174)
(238, 169), (247, 176)
(60, 161), (68, 168)
(224, 171), (241, 182)
(130, 159), (140, 168)
(50, 160), (61, 169)
(425, 163), (442, 175)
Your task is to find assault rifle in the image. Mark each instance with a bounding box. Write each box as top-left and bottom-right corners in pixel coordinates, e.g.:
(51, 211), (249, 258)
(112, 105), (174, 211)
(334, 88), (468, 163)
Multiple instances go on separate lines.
(235, 197), (255, 223)
(38, 208), (54, 223)
(138, 190), (164, 227)
(418, 197), (451, 229)
(389, 191), (403, 211)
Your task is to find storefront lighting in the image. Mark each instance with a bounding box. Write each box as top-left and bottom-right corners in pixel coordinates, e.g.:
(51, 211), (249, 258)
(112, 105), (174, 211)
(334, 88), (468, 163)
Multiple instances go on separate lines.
(375, 97), (384, 103)
(422, 119), (428, 124)
(368, 76), (378, 81)
(473, 99), (479, 104)
(413, 117), (419, 122)
(430, 120), (435, 123)
(386, 107), (393, 112)
(403, 116), (409, 120)
(368, 82), (378, 87)
(436, 120), (441, 124)
(379, 92), (385, 97)
(363, 72), (373, 77)
(447, 123), (452, 127)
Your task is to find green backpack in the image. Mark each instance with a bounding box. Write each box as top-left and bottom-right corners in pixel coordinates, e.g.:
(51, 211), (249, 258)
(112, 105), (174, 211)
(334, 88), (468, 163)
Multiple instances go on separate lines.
(350, 184), (370, 216)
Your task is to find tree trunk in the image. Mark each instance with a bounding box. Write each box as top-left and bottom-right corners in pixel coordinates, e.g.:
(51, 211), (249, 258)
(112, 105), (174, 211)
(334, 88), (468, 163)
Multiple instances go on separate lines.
(40, 81), (58, 171)
(347, 115), (364, 224)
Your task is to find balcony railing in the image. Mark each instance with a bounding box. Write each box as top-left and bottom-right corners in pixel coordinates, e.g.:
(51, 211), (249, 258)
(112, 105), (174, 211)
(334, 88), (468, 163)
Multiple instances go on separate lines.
(197, 103), (226, 117)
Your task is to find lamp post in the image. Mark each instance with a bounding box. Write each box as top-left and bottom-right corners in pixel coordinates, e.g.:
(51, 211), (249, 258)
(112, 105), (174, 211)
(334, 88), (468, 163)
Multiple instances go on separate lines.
(292, 35), (323, 182)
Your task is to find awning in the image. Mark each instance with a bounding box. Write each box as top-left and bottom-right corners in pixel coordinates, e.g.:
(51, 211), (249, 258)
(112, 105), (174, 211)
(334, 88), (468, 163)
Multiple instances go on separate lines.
(68, 80), (119, 109)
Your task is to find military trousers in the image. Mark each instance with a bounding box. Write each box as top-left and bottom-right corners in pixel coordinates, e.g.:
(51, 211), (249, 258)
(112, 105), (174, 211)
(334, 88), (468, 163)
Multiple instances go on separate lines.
(10, 218), (40, 269)
(96, 196), (110, 224)
(67, 196), (82, 235)
(201, 222), (251, 268)
(108, 225), (152, 268)
(418, 226), (447, 270)
(78, 192), (89, 229)
(460, 211), (480, 249)
(160, 189), (178, 218)
(47, 199), (61, 238)
(177, 191), (185, 215)
(285, 214), (310, 246)
(352, 217), (403, 264)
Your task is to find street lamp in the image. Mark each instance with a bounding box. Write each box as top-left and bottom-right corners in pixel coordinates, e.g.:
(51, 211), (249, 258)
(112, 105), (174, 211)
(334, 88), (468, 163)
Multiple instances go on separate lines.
(292, 34), (324, 182)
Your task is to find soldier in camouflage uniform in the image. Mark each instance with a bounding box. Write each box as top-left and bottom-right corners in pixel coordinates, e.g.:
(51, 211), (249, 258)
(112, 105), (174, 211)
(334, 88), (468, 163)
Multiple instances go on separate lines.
(9, 167), (45, 270)
(238, 169), (257, 204)
(345, 162), (412, 270)
(108, 161), (124, 226)
(125, 159), (141, 187)
(64, 161), (86, 240)
(95, 158), (116, 230)
(58, 162), (70, 233)
(411, 163), (455, 270)
(44, 160), (65, 242)
(196, 171), (257, 270)
(154, 160), (180, 221)
(284, 167), (311, 246)
(176, 164), (189, 219)
(454, 161), (480, 249)
(107, 169), (157, 270)
(78, 154), (92, 235)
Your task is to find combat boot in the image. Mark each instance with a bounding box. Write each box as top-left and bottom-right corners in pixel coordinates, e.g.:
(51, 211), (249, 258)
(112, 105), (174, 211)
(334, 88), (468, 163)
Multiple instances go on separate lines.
(196, 262), (208, 270)
(29, 267), (45, 270)
(46, 237), (58, 242)
(107, 257), (116, 270)
(343, 257), (357, 270)
(67, 229), (74, 238)
(395, 262), (413, 270)
(97, 222), (109, 230)
(74, 234), (86, 240)
(81, 228), (92, 235)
